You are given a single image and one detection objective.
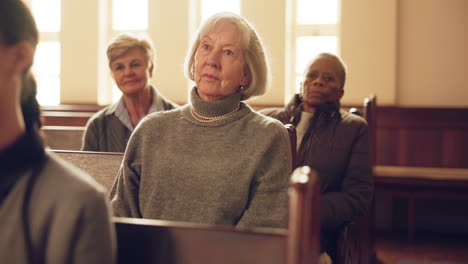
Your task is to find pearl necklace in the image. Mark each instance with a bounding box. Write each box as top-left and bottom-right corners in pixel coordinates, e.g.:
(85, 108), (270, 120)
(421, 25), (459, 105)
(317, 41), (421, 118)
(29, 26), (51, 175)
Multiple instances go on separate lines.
(190, 103), (240, 123)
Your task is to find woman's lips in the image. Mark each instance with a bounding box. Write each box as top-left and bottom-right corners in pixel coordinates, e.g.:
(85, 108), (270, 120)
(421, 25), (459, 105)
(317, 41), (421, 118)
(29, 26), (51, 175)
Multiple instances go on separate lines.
(202, 74), (219, 80)
(123, 79), (139, 85)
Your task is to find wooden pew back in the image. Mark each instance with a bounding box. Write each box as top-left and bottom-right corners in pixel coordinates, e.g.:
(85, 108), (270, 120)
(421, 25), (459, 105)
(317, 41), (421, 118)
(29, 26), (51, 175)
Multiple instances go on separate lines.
(115, 218), (286, 264)
(284, 124), (297, 170)
(49, 150), (123, 192)
(114, 166), (320, 264)
(43, 126), (85, 151)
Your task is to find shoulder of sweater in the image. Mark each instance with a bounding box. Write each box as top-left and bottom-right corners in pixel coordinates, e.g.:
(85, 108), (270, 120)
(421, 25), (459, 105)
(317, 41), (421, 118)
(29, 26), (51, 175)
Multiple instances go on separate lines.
(133, 106), (186, 133)
(142, 105), (185, 122)
(246, 111), (290, 133)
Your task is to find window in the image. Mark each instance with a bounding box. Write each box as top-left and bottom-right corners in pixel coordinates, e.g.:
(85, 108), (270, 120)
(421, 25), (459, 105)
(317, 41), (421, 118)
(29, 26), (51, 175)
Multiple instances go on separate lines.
(110, 0), (149, 102)
(29, 0), (61, 105)
(112, 0), (148, 31)
(200, 0), (241, 23)
(288, 0), (340, 95)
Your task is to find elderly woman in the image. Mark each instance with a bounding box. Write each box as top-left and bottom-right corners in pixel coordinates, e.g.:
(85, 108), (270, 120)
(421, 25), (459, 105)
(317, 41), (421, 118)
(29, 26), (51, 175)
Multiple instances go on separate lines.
(260, 53), (374, 260)
(109, 12), (292, 228)
(0, 0), (115, 262)
(81, 33), (178, 152)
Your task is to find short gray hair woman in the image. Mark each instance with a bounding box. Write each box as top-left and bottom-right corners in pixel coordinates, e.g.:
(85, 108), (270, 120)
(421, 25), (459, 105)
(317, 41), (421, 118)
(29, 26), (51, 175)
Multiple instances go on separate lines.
(185, 12), (270, 100)
(110, 12), (292, 228)
(107, 33), (155, 73)
(81, 32), (178, 153)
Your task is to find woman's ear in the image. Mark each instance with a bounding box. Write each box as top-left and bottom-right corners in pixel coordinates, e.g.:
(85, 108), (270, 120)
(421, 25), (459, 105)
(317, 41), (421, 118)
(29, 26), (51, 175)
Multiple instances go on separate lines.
(148, 63), (154, 78)
(13, 42), (34, 74)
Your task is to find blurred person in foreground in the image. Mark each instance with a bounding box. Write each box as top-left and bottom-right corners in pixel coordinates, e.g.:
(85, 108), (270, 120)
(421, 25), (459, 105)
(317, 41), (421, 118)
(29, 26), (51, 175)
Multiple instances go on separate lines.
(0, 1), (116, 263)
(109, 12), (292, 228)
(82, 33), (178, 152)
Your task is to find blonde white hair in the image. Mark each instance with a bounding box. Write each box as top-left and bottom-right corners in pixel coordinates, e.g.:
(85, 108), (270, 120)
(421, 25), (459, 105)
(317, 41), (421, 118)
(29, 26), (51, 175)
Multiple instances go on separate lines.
(184, 12), (271, 101)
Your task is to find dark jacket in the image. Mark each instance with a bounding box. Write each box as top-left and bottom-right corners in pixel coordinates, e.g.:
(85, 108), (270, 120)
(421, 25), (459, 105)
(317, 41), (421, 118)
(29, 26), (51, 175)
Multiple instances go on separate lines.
(259, 94), (374, 253)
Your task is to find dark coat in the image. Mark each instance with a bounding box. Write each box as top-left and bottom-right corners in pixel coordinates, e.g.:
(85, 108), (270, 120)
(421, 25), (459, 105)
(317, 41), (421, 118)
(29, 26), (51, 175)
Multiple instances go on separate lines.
(259, 94), (374, 254)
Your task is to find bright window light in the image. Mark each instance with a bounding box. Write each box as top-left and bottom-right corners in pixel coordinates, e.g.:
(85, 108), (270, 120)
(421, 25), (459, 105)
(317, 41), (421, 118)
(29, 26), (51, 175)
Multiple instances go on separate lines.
(36, 76), (60, 106)
(201, 0), (240, 22)
(297, 0), (338, 25)
(33, 42), (61, 76)
(33, 42), (61, 105)
(112, 84), (122, 102)
(296, 36), (337, 75)
(113, 0), (148, 30)
(31, 0), (61, 32)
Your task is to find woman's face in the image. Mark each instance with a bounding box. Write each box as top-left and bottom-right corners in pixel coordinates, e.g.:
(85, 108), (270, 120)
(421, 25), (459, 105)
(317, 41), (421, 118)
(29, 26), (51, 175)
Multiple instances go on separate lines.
(0, 41), (17, 85)
(301, 56), (344, 108)
(194, 21), (249, 102)
(110, 47), (153, 96)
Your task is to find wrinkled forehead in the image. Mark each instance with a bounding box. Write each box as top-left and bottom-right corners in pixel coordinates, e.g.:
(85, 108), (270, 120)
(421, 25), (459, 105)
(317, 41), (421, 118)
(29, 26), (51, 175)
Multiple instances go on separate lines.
(306, 56), (342, 75)
(200, 20), (247, 49)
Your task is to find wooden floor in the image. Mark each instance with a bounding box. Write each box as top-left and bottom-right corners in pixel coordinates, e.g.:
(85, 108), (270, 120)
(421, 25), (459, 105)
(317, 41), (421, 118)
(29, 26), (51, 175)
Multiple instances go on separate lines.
(374, 230), (468, 264)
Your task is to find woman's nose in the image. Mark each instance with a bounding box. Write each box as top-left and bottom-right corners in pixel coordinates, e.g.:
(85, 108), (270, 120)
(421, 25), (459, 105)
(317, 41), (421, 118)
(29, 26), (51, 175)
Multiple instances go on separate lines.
(313, 76), (324, 86)
(206, 50), (221, 68)
(124, 67), (134, 76)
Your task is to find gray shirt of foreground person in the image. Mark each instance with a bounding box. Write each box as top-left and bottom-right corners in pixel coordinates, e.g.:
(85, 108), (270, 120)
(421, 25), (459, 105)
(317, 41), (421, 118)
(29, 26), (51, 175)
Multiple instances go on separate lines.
(0, 152), (116, 264)
(110, 88), (292, 228)
(81, 86), (178, 152)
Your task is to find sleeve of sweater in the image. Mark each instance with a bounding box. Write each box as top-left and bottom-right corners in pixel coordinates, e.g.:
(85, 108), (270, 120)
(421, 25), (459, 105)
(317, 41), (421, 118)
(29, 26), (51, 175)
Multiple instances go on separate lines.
(108, 128), (143, 218)
(320, 122), (374, 231)
(236, 123), (292, 229)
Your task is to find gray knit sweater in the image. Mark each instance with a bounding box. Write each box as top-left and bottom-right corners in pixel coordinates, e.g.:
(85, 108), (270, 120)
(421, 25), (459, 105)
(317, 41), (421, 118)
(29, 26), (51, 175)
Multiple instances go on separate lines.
(0, 152), (116, 264)
(109, 88), (292, 228)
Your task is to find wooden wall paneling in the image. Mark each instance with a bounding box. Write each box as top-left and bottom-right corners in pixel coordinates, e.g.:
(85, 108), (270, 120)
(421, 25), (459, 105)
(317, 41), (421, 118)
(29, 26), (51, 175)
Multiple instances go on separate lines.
(396, 129), (409, 166)
(376, 128), (399, 165)
(406, 129), (443, 167)
(442, 129), (463, 168)
(461, 130), (468, 168)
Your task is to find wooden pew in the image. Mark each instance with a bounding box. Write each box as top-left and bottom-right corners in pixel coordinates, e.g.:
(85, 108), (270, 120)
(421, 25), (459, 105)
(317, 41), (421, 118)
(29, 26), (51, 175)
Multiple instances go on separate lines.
(49, 150), (123, 192)
(114, 166), (321, 264)
(374, 165), (468, 242)
(42, 111), (94, 126)
(43, 126), (85, 150)
(284, 124), (297, 170)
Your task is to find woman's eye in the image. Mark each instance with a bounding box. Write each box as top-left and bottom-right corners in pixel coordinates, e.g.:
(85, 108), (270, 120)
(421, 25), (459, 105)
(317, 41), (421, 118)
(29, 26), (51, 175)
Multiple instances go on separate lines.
(202, 43), (210, 50)
(307, 73), (317, 79)
(224, 49), (234, 55)
(114, 65), (123, 71)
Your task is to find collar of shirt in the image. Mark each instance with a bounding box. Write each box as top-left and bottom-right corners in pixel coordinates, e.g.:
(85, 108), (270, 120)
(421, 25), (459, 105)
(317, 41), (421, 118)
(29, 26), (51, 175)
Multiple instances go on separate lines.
(104, 86), (164, 132)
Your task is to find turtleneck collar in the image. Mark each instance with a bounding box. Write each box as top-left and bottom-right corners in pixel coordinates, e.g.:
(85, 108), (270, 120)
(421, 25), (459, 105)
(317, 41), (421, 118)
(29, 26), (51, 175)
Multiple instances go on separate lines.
(190, 87), (243, 117)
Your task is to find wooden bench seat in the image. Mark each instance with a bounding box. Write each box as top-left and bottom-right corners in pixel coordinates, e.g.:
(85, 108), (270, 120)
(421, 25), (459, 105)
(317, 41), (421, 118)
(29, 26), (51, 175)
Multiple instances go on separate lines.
(374, 165), (468, 241)
(114, 166), (321, 264)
